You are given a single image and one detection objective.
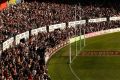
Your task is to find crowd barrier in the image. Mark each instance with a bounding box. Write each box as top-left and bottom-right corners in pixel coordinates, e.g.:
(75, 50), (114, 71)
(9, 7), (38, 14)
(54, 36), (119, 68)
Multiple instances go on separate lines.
(1, 16), (120, 57)
(85, 28), (120, 38)
(69, 28), (120, 44)
(45, 40), (69, 63)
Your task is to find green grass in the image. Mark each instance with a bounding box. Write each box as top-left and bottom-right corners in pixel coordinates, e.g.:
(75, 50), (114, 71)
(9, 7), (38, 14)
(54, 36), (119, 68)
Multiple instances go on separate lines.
(83, 32), (120, 51)
(48, 32), (120, 80)
(72, 56), (120, 80)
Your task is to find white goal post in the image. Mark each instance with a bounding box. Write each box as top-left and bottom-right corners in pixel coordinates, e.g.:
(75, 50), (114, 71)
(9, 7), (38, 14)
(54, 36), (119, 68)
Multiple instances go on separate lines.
(69, 28), (86, 64)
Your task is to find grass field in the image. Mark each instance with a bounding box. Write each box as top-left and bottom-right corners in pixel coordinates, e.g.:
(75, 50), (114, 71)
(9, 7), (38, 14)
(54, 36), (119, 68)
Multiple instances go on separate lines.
(48, 32), (120, 80)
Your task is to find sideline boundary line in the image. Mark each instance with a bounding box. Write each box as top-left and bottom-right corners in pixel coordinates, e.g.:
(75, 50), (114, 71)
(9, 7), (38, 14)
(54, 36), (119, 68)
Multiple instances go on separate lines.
(69, 46), (86, 80)
(69, 62), (80, 80)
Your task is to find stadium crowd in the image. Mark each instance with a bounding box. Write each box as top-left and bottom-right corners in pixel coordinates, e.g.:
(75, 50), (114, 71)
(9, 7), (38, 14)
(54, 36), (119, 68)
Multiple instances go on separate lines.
(81, 5), (119, 19)
(1, 20), (120, 79)
(0, 1), (120, 43)
(1, 1), (120, 80)
(0, 27), (72, 80)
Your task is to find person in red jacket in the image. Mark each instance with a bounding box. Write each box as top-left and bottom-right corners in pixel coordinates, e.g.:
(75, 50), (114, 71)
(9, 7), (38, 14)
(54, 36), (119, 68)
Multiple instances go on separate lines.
(28, 72), (33, 80)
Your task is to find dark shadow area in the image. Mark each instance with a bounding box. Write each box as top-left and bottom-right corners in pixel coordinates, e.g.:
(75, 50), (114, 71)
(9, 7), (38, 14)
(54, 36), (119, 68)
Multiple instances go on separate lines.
(0, 0), (7, 3)
(24, 0), (120, 5)
(23, 0), (120, 11)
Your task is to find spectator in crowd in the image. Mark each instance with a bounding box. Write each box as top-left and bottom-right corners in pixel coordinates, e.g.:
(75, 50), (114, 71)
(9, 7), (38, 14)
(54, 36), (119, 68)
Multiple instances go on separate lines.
(1, 1), (120, 80)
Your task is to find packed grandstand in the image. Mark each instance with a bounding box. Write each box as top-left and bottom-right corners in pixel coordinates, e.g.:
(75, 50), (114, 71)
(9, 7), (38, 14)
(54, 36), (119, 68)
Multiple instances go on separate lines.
(0, 0), (120, 80)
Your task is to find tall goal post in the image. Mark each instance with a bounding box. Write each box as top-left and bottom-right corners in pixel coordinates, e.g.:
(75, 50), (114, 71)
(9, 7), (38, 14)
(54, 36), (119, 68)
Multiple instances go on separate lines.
(69, 35), (72, 64)
(83, 29), (86, 47)
(79, 27), (82, 52)
(69, 4), (77, 64)
(69, 3), (85, 64)
(69, 4), (84, 64)
(75, 5), (78, 57)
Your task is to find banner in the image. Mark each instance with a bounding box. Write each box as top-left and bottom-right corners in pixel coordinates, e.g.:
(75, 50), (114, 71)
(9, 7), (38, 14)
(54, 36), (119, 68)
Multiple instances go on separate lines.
(16, 31), (29, 45)
(49, 25), (55, 32)
(31, 27), (47, 35)
(0, 0), (7, 10)
(8, 0), (16, 4)
(110, 16), (120, 21)
(68, 21), (76, 28)
(3, 37), (14, 51)
(31, 28), (38, 36)
(68, 20), (86, 27)
(61, 23), (66, 29)
(49, 23), (66, 32)
(75, 20), (86, 25)
(37, 26), (47, 33)
(88, 18), (107, 23)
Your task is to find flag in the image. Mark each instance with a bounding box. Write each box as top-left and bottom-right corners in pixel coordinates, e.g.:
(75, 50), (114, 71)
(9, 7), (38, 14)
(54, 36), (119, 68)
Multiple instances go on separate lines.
(9, 0), (16, 4)
(16, 0), (21, 4)
(0, 0), (7, 10)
